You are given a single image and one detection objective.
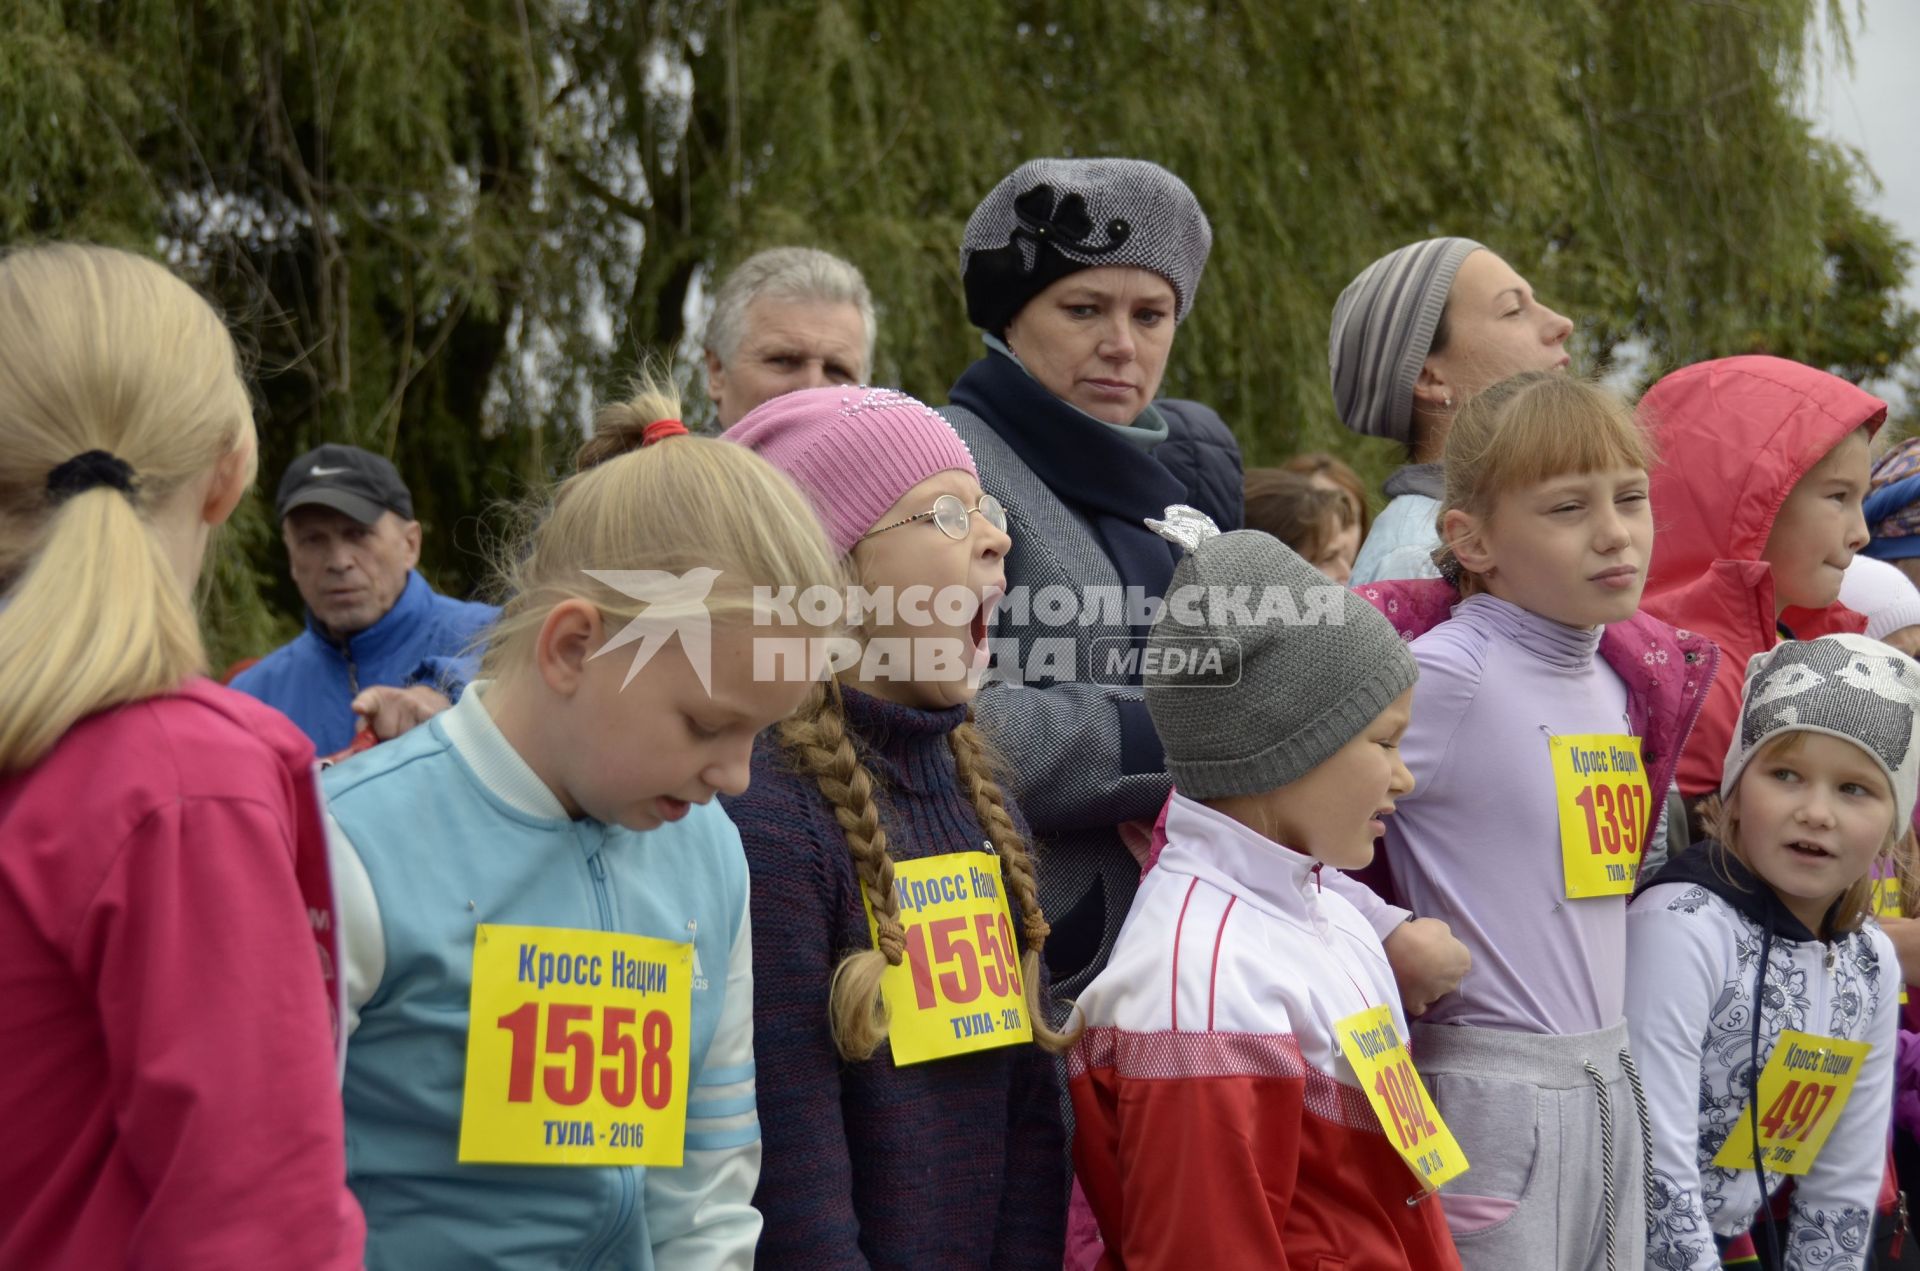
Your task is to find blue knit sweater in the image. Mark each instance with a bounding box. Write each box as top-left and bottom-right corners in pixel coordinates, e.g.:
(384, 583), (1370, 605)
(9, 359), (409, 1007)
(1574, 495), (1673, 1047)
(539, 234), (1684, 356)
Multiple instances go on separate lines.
(721, 687), (1065, 1270)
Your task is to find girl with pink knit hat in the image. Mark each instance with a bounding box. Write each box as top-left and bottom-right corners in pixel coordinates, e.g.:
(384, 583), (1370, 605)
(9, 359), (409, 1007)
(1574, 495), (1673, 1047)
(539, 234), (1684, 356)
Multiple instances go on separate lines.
(722, 385), (1078, 1269)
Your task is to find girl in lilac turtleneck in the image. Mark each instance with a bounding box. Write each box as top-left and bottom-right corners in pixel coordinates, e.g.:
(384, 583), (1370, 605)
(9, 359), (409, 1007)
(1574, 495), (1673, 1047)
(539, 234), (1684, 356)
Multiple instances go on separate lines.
(1356, 372), (1719, 1271)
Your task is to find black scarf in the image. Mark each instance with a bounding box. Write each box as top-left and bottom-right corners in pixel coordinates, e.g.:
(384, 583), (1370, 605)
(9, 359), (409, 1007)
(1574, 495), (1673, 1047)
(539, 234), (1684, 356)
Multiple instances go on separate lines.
(950, 351), (1186, 614)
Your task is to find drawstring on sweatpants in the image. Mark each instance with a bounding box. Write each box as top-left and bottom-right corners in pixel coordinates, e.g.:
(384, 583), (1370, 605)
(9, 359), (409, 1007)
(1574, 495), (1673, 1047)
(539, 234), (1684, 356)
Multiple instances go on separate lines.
(1619, 1046), (1656, 1218)
(1585, 1060), (1620, 1271)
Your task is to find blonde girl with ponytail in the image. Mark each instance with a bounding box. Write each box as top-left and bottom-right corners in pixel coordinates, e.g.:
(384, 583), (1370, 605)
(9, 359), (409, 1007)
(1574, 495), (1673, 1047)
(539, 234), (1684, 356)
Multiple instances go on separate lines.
(329, 371), (841, 1270)
(720, 384), (1077, 1270)
(0, 244), (364, 1268)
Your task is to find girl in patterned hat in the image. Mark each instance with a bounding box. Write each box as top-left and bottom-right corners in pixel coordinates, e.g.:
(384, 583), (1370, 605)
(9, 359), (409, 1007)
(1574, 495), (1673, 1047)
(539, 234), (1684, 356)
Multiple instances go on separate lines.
(1629, 633), (1915, 1271)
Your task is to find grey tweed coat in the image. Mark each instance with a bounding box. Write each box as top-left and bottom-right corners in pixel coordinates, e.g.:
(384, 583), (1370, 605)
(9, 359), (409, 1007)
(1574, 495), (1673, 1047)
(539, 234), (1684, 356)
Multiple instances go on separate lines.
(940, 398), (1242, 1000)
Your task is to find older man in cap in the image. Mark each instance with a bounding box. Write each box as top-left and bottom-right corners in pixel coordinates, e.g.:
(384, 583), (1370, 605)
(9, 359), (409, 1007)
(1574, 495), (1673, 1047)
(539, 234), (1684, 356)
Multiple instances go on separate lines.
(232, 443), (497, 755)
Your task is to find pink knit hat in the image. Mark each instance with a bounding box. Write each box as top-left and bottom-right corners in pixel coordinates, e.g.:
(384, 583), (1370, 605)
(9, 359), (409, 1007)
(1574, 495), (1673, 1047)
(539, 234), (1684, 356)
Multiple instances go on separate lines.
(722, 386), (978, 555)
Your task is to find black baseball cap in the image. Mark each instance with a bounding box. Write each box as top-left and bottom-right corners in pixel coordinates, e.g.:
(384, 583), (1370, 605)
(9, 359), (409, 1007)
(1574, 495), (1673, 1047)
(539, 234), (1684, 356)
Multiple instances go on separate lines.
(275, 443), (414, 525)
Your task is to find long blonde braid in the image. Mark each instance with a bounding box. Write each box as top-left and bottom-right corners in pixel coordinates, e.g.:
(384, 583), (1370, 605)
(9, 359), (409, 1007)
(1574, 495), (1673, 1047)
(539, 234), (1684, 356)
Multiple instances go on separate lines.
(949, 717), (1083, 1052)
(776, 681), (906, 1061)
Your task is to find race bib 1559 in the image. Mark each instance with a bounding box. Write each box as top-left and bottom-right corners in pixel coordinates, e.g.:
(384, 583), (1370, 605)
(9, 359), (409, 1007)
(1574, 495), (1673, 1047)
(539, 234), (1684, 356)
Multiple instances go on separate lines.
(866, 852), (1032, 1066)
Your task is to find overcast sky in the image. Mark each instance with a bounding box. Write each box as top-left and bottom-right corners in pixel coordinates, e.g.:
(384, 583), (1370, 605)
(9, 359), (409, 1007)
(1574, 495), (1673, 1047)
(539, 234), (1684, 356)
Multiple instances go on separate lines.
(1812, 0), (1920, 401)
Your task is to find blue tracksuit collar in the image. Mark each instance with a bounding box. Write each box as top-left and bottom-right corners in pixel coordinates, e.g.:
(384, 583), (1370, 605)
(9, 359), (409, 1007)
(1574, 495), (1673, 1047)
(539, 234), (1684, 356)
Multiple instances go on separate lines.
(307, 570), (431, 662)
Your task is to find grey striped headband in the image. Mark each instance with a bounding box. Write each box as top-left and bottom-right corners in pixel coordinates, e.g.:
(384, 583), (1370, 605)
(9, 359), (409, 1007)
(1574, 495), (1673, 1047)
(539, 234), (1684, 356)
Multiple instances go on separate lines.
(1329, 237), (1483, 445)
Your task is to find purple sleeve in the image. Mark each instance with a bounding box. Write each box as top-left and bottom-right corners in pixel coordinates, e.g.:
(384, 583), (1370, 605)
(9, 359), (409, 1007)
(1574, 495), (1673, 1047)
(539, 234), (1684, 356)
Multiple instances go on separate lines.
(1399, 624), (1483, 803)
(991, 961), (1068, 1270)
(728, 786), (872, 1270)
(1895, 1029), (1920, 1144)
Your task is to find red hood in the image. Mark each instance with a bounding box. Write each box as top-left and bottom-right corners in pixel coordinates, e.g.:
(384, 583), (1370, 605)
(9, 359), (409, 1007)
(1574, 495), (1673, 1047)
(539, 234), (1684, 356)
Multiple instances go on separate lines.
(1642, 355), (1885, 597)
(1637, 356), (1883, 792)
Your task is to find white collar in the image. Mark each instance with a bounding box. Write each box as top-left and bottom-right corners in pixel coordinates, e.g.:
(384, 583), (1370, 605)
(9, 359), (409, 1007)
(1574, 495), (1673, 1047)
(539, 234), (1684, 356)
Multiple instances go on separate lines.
(441, 682), (571, 820)
(1156, 792), (1328, 918)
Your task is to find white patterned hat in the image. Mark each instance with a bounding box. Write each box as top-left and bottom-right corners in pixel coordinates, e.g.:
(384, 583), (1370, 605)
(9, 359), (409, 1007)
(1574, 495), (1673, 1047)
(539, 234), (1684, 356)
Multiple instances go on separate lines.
(1724, 633), (1920, 833)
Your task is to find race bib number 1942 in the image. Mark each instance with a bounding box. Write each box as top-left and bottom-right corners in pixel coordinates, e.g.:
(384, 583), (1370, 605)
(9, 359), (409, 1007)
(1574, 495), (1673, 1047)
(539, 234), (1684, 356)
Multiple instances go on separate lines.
(1334, 1005), (1470, 1191)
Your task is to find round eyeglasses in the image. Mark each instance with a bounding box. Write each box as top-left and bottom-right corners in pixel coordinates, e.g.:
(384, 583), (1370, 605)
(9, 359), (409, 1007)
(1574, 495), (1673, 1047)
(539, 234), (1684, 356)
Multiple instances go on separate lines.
(861, 493), (1009, 542)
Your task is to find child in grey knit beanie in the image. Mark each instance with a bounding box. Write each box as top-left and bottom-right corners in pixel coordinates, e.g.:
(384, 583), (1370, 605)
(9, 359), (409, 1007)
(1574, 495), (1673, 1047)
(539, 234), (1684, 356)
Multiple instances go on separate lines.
(1145, 512), (1418, 804)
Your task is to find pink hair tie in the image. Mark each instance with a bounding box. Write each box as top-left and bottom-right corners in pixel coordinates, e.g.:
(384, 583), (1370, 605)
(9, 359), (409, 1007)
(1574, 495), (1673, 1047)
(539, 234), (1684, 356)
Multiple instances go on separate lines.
(641, 418), (689, 447)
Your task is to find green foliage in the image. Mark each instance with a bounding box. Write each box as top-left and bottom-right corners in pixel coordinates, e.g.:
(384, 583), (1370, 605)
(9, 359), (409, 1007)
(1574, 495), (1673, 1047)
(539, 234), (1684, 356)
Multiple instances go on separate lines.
(4, 0), (1915, 662)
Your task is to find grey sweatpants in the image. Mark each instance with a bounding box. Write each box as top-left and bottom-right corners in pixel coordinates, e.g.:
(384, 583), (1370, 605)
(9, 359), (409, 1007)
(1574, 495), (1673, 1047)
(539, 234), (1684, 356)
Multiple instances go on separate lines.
(1413, 1020), (1650, 1271)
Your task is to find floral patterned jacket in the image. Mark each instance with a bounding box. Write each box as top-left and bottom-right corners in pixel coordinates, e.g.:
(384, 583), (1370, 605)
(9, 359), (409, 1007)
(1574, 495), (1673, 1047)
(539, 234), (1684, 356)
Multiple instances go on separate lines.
(1626, 846), (1898, 1271)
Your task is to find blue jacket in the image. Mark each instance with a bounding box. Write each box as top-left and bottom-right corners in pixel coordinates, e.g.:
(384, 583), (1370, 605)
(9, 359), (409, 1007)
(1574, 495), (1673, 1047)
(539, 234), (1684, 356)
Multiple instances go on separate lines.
(1352, 466), (1447, 586)
(232, 571), (496, 754)
(326, 688), (761, 1270)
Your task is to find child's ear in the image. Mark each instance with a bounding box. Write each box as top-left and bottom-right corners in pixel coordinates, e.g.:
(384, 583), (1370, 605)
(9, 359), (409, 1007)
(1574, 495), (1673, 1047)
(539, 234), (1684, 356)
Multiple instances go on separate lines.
(535, 600), (605, 698)
(1441, 508), (1494, 576)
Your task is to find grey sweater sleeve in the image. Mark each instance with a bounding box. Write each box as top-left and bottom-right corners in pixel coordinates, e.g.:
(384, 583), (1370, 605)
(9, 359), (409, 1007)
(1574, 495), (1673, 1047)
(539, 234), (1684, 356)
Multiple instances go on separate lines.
(972, 679), (1171, 834)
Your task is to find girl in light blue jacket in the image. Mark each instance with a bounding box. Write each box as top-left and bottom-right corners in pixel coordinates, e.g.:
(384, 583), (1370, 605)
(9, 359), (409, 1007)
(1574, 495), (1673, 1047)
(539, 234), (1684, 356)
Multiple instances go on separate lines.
(329, 379), (842, 1270)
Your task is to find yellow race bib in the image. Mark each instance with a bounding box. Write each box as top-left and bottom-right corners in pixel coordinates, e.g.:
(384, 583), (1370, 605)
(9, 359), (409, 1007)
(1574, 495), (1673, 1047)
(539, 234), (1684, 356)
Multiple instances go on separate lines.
(865, 851), (1033, 1066)
(1334, 1005), (1470, 1191)
(1712, 1031), (1871, 1176)
(1548, 734), (1652, 898)
(1872, 861), (1908, 1003)
(458, 924), (692, 1167)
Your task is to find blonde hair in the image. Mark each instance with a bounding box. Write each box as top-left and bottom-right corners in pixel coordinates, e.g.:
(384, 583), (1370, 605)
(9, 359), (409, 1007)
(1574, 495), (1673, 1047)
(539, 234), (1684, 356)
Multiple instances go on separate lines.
(1434, 372), (1652, 592)
(480, 370), (843, 681)
(1709, 732), (1894, 936)
(777, 681), (1081, 1061)
(0, 245), (256, 772)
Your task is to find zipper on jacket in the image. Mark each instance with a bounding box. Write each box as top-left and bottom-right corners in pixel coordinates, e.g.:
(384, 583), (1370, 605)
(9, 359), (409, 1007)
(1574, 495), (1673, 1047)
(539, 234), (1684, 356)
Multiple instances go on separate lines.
(573, 831), (635, 1271)
(326, 629), (362, 696)
(586, 847), (614, 930)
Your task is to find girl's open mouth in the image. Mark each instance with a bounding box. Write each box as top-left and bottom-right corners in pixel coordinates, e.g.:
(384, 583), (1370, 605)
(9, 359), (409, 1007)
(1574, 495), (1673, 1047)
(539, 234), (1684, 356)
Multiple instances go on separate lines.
(971, 585), (1005, 652)
(1784, 839), (1834, 860)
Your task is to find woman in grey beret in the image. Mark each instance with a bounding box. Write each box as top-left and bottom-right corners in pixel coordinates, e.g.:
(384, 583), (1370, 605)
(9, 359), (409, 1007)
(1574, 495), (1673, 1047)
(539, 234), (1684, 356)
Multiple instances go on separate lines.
(940, 159), (1468, 1019)
(1330, 239), (1573, 585)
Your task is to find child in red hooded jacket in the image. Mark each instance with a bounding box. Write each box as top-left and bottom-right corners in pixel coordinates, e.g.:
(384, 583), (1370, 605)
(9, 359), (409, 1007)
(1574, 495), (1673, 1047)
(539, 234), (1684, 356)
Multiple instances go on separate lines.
(1639, 354), (1886, 828)
(0, 246), (363, 1270)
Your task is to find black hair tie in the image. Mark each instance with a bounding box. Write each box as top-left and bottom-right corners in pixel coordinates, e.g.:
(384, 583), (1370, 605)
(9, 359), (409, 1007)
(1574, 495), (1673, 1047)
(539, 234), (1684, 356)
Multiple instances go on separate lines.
(46, 450), (137, 504)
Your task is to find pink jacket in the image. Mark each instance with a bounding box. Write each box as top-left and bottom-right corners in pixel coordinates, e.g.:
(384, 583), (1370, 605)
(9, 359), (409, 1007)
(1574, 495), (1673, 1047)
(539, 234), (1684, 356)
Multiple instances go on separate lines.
(0, 679), (363, 1270)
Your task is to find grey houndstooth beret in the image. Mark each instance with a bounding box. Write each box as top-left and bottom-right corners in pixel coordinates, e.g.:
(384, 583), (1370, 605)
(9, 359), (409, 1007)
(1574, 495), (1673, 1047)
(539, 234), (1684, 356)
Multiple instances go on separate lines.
(960, 157), (1212, 335)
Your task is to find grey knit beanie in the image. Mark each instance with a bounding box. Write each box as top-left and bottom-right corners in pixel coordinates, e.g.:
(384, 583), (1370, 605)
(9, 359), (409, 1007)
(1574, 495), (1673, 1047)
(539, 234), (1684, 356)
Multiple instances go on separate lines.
(960, 157), (1212, 335)
(1723, 634), (1920, 835)
(1329, 237), (1483, 445)
(1142, 510), (1418, 800)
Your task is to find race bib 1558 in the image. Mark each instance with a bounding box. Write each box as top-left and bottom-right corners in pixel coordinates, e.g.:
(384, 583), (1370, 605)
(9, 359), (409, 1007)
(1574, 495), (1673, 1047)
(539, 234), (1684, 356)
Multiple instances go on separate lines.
(458, 924), (692, 1167)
